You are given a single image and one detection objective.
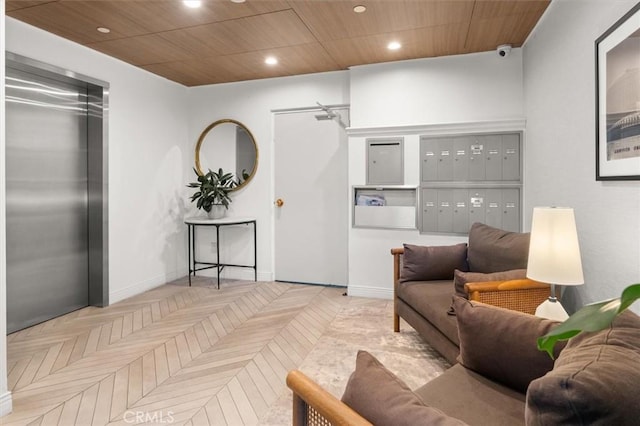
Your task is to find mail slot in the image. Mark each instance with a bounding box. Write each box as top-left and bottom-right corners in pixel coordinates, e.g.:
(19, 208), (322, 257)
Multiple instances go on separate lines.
(502, 134), (520, 180)
(367, 138), (404, 185)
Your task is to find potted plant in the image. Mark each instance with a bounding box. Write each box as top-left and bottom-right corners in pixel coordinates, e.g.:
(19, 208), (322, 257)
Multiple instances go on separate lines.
(538, 283), (640, 357)
(187, 168), (237, 219)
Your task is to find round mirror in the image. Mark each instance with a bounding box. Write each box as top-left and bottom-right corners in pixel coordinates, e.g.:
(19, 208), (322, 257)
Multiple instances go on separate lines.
(195, 119), (258, 191)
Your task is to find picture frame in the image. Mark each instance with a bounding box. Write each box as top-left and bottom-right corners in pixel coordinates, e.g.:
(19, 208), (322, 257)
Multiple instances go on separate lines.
(595, 3), (640, 181)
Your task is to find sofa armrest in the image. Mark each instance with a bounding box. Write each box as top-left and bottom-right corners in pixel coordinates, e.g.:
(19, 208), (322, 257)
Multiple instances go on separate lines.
(391, 247), (404, 332)
(465, 279), (552, 315)
(286, 370), (372, 426)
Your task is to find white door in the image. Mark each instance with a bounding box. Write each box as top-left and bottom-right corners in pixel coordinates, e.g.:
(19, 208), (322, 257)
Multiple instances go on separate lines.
(274, 108), (349, 286)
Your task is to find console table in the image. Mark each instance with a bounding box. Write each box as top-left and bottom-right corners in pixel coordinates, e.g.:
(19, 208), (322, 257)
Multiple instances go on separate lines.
(184, 216), (257, 289)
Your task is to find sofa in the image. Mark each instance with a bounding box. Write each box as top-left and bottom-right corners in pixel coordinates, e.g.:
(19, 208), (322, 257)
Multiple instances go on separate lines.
(287, 298), (640, 426)
(392, 222), (552, 364)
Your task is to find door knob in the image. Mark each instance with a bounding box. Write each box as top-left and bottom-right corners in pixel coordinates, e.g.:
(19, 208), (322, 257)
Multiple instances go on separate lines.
(275, 198), (284, 207)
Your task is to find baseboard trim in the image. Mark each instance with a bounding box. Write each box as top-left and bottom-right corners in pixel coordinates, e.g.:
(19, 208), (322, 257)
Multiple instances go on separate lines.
(0, 390), (13, 417)
(185, 269), (273, 282)
(109, 270), (181, 304)
(110, 269), (276, 304)
(348, 285), (393, 300)
(258, 271), (274, 282)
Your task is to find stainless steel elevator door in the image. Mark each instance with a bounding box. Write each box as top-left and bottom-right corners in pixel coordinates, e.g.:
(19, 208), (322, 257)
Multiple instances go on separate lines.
(6, 67), (90, 333)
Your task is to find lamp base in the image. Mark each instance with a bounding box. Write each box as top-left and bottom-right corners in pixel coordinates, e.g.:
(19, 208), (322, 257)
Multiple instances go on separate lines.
(535, 297), (569, 321)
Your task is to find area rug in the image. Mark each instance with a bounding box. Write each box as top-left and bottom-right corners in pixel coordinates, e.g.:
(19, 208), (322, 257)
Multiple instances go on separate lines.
(260, 293), (450, 424)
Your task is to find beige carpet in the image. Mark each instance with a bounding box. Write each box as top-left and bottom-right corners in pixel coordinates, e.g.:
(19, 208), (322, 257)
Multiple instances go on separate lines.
(260, 289), (450, 425)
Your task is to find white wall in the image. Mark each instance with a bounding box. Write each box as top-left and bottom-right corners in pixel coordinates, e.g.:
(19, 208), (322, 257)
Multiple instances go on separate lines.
(523, 0), (640, 312)
(350, 51), (524, 128)
(4, 17), (190, 303)
(187, 72), (350, 281)
(347, 51), (526, 298)
(1, 4), (11, 419)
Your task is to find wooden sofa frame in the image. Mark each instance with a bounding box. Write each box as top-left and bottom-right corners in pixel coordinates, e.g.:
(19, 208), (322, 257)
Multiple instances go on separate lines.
(287, 370), (370, 426)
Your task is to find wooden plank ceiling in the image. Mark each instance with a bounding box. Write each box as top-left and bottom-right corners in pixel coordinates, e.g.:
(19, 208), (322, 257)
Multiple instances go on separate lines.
(5, 0), (551, 87)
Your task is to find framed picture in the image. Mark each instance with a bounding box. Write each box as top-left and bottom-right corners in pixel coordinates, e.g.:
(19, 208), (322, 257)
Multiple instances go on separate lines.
(595, 3), (640, 180)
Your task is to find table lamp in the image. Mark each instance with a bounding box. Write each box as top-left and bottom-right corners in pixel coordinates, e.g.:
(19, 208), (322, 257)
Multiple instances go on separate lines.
(526, 207), (584, 321)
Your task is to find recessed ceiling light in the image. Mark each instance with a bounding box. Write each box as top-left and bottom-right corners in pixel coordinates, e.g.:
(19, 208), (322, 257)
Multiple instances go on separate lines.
(265, 56), (278, 65)
(387, 41), (402, 50)
(353, 5), (367, 13)
(231, 0), (246, 3)
(96, 27), (111, 34)
(183, 0), (202, 8)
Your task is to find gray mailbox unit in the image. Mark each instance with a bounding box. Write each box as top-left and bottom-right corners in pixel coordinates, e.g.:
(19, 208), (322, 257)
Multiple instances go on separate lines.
(367, 138), (404, 185)
(420, 132), (522, 234)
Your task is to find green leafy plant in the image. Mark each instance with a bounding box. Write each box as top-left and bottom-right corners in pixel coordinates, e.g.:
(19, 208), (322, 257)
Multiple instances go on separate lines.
(538, 283), (640, 358)
(187, 168), (237, 212)
(237, 169), (251, 185)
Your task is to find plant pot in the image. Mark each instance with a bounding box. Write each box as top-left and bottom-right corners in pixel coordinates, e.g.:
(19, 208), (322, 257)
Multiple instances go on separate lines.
(207, 205), (226, 220)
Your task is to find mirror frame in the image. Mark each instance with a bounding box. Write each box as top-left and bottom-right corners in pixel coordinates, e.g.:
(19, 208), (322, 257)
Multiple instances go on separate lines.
(194, 118), (259, 191)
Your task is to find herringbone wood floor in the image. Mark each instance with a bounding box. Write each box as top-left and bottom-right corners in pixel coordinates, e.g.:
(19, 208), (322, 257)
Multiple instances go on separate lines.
(3, 278), (355, 425)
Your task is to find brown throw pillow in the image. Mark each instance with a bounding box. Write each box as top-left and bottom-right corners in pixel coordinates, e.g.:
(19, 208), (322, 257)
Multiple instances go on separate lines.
(454, 297), (563, 394)
(342, 351), (468, 426)
(400, 243), (469, 283)
(526, 310), (640, 425)
(467, 222), (530, 273)
(453, 269), (528, 298)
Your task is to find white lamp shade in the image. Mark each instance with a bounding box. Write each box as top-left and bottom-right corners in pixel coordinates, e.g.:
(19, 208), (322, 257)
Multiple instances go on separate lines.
(526, 207), (584, 286)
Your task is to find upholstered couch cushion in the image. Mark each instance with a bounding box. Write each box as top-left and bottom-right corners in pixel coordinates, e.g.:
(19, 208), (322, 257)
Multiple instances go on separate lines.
(398, 281), (459, 345)
(416, 364), (526, 426)
(453, 269), (528, 298)
(454, 297), (562, 393)
(400, 243), (469, 282)
(342, 351), (467, 426)
(526, 310), (640, 426)
(467, 223), (530, 273)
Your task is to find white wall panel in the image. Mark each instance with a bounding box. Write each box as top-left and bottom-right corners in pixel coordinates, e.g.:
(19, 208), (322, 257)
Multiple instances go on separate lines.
(350, 51), (524, 128)
(523, 0), (640, 313)
(1, 6), (12, 419)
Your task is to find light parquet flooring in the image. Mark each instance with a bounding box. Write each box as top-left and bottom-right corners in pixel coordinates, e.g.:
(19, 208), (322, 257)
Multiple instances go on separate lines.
(3, 279), (354, 426)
